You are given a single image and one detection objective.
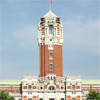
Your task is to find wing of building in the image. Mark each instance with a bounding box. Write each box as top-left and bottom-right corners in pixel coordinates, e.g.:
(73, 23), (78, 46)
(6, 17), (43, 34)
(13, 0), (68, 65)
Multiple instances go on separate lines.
(0, 8), (100, 100)
(0, 78), (100, 100)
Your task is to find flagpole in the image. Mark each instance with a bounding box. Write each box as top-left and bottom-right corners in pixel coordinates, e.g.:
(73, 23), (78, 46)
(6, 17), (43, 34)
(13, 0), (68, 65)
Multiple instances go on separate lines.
(50, 0), (51, 11)
(50, 0), (52, 11)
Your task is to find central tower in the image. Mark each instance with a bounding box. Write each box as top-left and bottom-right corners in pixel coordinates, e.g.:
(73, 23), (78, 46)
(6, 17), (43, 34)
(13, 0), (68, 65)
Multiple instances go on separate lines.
(38, 9), (64, 81)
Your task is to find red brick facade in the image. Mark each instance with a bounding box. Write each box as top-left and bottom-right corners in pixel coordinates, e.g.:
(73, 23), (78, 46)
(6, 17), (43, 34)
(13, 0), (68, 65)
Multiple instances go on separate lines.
(0, 86), (21, 93)
(39, 45), (63, 78)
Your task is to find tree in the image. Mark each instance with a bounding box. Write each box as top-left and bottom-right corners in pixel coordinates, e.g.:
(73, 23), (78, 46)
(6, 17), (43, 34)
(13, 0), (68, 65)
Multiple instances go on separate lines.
(86, 89), (100, 100)
(96, 93), (100, 100)
(0, 91), (14, 100)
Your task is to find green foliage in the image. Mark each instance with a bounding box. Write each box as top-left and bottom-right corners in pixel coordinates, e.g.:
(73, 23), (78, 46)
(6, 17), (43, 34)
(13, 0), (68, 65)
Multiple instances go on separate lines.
(96, 93), (100, 100)
(86, 89), (100, 100)
(0, 91), (14, 100)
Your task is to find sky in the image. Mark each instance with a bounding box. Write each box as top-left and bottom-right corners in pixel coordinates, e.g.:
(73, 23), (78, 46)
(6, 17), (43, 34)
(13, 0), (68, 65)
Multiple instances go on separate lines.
(0, 0), (100, 80)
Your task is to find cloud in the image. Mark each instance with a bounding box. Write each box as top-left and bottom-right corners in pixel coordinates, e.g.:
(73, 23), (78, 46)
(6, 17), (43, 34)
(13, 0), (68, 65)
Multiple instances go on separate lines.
(63, 18), (100, 56)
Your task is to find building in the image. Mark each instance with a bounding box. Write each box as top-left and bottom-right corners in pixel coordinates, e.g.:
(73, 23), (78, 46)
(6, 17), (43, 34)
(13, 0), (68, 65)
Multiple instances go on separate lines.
(0, 7), (100, 100)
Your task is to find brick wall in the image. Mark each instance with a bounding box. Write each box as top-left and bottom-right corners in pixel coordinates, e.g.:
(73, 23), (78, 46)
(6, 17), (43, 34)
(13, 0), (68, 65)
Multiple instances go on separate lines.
(39, 45), (63, 78)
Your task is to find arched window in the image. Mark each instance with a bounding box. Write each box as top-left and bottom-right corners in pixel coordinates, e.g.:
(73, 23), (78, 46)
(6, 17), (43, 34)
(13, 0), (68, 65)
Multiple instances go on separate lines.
(54, 77), (56, 82)
(48, 76), (49, 80)
(51, 76), (52, 80)
(48, 86), (56, 90)
(49, 25), (54, 34)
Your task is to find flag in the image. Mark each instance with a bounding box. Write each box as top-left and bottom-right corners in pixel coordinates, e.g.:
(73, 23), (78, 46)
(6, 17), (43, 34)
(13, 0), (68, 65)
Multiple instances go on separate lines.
(50, 0), (52, 5)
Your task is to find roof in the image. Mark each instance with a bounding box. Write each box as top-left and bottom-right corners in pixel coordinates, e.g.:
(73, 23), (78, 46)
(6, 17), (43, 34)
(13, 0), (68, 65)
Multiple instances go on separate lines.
(0, 80), (100, 85)
(0, 80), (21, 84)
(82, 80), (100, 84)
(43, 10), (57, 17)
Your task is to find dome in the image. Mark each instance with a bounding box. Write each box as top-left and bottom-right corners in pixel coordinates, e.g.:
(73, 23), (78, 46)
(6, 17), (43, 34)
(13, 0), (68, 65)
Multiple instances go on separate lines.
(43, 10), (57, 18)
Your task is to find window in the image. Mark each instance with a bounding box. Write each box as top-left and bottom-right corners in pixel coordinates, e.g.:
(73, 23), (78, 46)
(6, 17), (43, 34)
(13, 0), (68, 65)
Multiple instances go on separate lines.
(49, 99), (55, 100)
(28, 92), (32, 94)
(87, 89), (89, 92)
(82, 89), (84, 94)
(72, 85), (75, 90)
(48, 86), (56, 90)
(96, 89), (98, 92)
(28, 98), (32, 100)
(41, 18), (45, 23)
(50, 63), (53, 71)
(1, 89), (3, 91)
(40, 99), (43, 100)
(50, 38), (52, 41)
(48, 76), (49, 80)
(56, 18), (60, 23)
(14, 89), (16, 93)
(49, 25), (54, 34)
(61, 98), (64, 100)
(40, 87), (43, 89)
(54, 77), (56, 82)
(5, 89), (8, 93)
(19, 88), (21, 93)
(72, 98), (76, 100)
(61, 86), (64, 89)
(72, 92), (76, 94)
(28, 85), (32, 90)
(49, 52), (53, 59)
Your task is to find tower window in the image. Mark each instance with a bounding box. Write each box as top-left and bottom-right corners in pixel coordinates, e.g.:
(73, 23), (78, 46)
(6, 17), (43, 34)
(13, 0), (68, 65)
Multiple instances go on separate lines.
(51, 76), (52, 80)
(54, 77), (56, 82)
(49, 25), (54, 34)
(72, 85), (75, 90)
(49, 52), (53, 59)
(28, 85), (32, 90)
(48, 76), (49, 80)
(41, 18), (45, 23)
(50, 63), (53, 71)
(50, 38), (52, 41)
(56, 17), (60, 23)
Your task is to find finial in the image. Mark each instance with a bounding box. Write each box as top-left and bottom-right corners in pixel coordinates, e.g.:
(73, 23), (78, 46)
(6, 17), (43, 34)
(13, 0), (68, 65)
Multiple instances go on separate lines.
(50, 0), (52, 11)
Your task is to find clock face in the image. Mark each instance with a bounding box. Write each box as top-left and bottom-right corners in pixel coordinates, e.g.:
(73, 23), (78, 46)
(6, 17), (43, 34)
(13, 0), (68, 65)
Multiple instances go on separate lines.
(49, 25), (54, 34)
